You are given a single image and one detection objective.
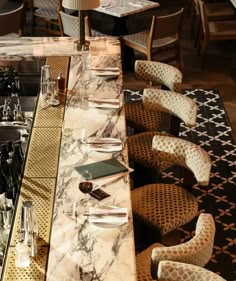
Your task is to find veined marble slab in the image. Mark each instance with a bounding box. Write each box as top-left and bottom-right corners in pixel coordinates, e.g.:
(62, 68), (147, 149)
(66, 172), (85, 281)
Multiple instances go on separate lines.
(46, 42), (137, 281)
(95, 0), (160, 17)
(0, 37), (82, 60)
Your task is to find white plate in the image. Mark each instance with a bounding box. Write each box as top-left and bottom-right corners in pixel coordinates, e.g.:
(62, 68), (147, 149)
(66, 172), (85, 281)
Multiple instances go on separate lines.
(93, 221), (126, 228)
(90, 206), (128, 228)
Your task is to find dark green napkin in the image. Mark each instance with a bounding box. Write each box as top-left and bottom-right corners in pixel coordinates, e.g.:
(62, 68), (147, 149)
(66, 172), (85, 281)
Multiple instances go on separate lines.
(75, 158), (128, 179)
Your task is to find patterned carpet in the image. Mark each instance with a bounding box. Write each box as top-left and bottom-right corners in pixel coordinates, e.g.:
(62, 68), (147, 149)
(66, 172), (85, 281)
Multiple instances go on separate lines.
(125, 89), (236, 281)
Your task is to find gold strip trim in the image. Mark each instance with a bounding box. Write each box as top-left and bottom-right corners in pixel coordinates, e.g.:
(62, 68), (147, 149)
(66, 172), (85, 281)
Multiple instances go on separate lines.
(10, 178), (57, 246)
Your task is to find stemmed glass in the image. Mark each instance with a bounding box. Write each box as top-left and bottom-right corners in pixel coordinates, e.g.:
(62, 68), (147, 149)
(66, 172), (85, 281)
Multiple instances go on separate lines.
(78, 170), (93, 211)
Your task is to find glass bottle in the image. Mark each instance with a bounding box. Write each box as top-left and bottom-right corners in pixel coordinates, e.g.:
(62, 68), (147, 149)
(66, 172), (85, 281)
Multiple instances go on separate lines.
(0, 163), (7, 208)
(6, 158), (18, 207)
(15, 230), (30, 268)
(13, 144), (24, 179)
(0, 143), (9, 178)
(57, 72), (65, 92)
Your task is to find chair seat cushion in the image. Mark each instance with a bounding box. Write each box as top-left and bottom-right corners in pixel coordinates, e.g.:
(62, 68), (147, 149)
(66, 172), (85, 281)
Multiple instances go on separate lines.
(132, 183), (198, 236)
(127, 131), (173, 172)
(136, 243), (164, 281)
(209, 20), (236, 38)
(125, 100), (170, 132)
(123, 30), (177, 49)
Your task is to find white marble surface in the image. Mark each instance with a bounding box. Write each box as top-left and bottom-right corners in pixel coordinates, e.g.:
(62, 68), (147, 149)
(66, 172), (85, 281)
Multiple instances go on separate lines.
(95, 0), (159, 17)
(46, 39), (137, 281)
(0, 37), (82, 60)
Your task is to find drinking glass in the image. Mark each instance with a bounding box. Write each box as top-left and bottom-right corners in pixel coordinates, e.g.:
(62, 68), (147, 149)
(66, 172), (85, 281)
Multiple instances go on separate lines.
(78, 170), (93, 211)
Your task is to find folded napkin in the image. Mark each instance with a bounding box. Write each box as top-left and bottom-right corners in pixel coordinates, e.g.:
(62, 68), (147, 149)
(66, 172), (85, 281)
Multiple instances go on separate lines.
(128, 1), (146, 7)
(92, 68), (120, 77)
(87, 137), (123, 152)
(88, 207), (128, 224)
(88, 98), (121, 109)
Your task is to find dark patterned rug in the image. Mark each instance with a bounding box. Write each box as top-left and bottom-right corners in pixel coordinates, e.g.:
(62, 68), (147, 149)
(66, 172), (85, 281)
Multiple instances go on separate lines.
(124, 89), (236, 281)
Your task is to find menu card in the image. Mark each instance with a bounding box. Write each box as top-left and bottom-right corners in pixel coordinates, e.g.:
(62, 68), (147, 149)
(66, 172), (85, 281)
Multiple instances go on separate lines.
(75, 158), (128, 179)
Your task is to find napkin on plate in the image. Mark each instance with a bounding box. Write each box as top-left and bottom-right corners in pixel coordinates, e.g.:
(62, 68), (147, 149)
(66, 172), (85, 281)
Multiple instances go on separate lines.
(128, 2), (146, 7)
(88, 98), (121, 109)
(87, 138), (123, 152)
(88, 207), (128, 224)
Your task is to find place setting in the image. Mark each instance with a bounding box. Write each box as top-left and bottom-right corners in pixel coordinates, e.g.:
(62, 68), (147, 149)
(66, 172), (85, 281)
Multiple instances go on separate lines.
(87, 97), (123, 110)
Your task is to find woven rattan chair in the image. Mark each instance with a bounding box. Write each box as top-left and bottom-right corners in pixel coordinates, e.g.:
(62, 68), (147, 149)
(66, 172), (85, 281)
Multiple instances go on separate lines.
(0, 4), (24, 36)
(136, 213), (216, 281)
(27, 0), (62, 36)
(131, 135), (211, 240)
(125, 60), (183, 134)
(127, 87), (197, 186)
(122, 8), (184, 69)
(58, 10), (108, 38)
(198, 0), (236, 66)
(158, 261), (226, 281)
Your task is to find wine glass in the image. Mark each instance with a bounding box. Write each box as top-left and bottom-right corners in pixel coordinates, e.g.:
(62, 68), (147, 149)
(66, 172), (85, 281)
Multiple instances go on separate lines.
(78, 170), (93, 210)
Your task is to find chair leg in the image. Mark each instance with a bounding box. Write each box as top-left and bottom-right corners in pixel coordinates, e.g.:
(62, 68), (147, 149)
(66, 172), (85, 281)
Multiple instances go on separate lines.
(200, 38), (208, 68)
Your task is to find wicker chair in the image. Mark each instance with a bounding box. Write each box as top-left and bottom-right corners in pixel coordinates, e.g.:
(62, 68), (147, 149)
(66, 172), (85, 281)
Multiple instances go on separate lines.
(0, 4), (24, 36)
(127, 87), (197, 186)
(158, 261), (227, 281)
(122, 8), (184, 69)
(27, 0), (62, 36)
(136, 213), (216, 281)
(132, 135), (211, 241)
(58, 10), (108, 38)
(125, 60), (183, 134)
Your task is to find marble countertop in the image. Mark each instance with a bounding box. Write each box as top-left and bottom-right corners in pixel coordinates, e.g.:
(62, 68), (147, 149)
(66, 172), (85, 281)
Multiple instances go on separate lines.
(95, 0), (160, 17)
(42, 39), (137, 281)
(0, 37), (82, 60)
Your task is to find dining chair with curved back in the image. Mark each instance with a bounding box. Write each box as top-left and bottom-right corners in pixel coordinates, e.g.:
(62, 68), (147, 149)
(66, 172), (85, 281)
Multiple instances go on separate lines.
(27, 0), (62, 36)
(58, 9), (108, 39)
(158, 260), (227, 281)
(122, 8), (184, 69)
(197, 0), (236, 66)
(58, 9), (91, 37)
(0, 4), (24, 36)
(127, 85), (197, 186)
(125, 60), (183, 134)
(131, 135), (211, 242)
(136, 213), (216, 281)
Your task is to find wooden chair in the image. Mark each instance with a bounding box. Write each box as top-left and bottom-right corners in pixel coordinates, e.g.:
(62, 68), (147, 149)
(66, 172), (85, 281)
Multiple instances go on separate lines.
(125, 60), (183, 134)
(122, 8), (184, 69)
(198, 0), (236, 66)
(158, 261), (227, 281)
(58, 10), (108, 38)
(131, 135), (211, 241)
(27, 0), (62, 36)
(0, 4), (24, 36)
(136, 213), (216, 281)
(190, 0), (235, 47)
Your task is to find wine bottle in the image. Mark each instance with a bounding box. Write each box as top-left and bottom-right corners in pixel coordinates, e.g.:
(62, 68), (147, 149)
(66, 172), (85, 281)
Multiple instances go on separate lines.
(0, 163), (7, 208)
(13, 144), (24, 178)
(0, 143), (9, 178)
(6, 158), (18, 207)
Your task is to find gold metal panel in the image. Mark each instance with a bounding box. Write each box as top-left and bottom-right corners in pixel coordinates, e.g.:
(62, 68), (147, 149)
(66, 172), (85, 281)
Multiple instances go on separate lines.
(10, 178), (56, 246)
(2, 247), (48, 281)
(34, 101), (65, 128)
(45, 56), (70, 82)
(24, 127), (61, 178)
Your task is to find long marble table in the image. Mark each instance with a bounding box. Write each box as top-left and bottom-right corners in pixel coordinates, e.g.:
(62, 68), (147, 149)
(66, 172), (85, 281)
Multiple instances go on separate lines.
(1, 37), (137, 281)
